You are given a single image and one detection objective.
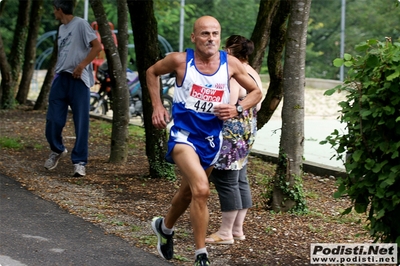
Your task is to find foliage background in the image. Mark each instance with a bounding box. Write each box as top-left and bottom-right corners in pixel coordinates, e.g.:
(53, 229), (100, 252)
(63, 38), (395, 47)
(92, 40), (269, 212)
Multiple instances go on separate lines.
(1, 0), (399, 78)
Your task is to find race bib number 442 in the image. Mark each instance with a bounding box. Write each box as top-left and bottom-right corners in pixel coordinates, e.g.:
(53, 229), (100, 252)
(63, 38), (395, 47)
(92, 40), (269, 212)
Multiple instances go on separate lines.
(186, 84), (225, 114)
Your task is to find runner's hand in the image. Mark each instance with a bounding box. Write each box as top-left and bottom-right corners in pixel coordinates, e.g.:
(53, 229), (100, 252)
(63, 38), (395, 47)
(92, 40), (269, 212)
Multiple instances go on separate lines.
(214, 104), (237, 121)
(152, 105), (170, 129)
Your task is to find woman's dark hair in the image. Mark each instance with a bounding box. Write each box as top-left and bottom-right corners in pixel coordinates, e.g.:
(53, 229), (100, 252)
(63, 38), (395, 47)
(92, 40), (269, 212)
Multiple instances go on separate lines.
(53, 0), (74, 15)
(225, 35), (254, 62)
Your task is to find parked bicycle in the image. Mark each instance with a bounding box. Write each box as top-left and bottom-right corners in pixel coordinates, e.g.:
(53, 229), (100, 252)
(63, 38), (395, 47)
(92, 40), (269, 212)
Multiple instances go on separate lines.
(90, 61), (174, 122)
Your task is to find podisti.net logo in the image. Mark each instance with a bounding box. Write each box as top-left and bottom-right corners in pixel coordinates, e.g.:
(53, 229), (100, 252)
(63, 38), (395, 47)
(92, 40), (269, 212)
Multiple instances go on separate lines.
(310, 243), (398, 264)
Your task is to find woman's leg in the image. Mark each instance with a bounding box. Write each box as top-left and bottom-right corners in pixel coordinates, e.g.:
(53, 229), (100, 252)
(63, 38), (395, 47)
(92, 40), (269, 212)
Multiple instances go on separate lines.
(207, 169), (241, 241)
(233, 165), (252, 237)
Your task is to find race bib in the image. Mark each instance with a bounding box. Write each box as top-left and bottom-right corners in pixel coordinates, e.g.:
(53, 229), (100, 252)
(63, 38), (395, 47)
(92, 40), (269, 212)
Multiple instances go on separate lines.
(186, 84), (225, 113)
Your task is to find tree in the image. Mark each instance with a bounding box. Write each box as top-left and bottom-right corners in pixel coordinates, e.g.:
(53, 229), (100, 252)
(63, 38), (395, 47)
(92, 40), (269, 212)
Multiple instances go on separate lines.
(90, 0), (131, 163)
(115, 0), (129, 71)
(0, 0), (9, 99)
(0, 0), (30, 109)
(0, 0), (6, 15)
(271, 0), (311, 213)
(16, 0), (44, 105)
(256, 0), (290, 128)
(127, 0), (175, 179)
(34, 32), (58, 110)
(0, 33), (12, 102)
(248, 0), (280, 73)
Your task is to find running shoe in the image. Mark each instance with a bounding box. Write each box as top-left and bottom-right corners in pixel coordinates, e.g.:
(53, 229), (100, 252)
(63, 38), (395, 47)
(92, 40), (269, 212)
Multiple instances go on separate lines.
(151, 217), (174, 260)
(194, 253), (210, 266)
(44, 149), (67, 170)
(73, 163), (86, 177)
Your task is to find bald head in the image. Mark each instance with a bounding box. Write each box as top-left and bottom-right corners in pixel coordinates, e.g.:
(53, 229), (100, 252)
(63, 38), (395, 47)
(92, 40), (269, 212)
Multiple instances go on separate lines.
(193, 16), (221, 34)
(190, 16), (221, 58)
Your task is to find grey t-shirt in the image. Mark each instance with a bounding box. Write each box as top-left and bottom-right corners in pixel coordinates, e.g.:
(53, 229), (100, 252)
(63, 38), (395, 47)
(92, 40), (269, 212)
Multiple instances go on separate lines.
(55, 17), (98, 88)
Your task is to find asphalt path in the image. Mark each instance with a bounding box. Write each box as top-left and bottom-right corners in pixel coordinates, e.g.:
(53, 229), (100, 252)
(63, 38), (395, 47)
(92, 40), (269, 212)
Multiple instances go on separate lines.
(0, 173), (172, 266)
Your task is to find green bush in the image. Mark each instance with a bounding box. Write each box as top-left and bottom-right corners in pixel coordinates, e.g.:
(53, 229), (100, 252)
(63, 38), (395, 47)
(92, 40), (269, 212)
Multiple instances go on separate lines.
(321, 39), (400, 245)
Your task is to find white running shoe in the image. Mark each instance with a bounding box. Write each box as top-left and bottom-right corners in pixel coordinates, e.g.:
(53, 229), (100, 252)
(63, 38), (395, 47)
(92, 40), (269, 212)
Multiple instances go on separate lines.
(44, 149), (68, 170)
(73, 163), (86, 177)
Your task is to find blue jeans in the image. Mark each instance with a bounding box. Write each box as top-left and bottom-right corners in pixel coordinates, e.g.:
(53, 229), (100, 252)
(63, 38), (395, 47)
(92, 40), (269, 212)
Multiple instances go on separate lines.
(45, 72), (90, 165)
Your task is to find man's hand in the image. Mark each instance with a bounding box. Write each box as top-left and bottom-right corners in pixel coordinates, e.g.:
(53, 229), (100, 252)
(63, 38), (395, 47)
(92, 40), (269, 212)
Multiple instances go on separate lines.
(72, 64), (84, 79)
(152, 104), (171, 129)
(214, 104), (237, 121)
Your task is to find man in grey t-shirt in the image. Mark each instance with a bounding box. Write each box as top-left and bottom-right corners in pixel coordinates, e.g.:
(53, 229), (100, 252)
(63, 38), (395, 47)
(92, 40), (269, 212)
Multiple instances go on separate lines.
(44, 0), (102, 177)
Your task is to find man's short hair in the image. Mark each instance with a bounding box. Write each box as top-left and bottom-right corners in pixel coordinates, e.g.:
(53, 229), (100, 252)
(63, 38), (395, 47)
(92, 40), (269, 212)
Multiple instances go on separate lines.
(53, 0), (74, 15)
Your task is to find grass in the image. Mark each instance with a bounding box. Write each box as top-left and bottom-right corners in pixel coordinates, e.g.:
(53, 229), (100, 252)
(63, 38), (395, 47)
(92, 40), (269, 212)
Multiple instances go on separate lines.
(91, 120), (145, 137)
(90, 119), (145, 150)
(0, 136), (23, 150)
(0, 135), (45, 151)
(307, 208), (363, 225)
(139, 235), (157, 246)
(128, 125), (145, 138)
(308, 224), (323, 233)
(305, 190), (320, 199)
(131, 225), (141, 232)
(174, 254), (190, 262)
(264, 226), (275, 235)
(96, 213), (107, 220)
(128, 125), (145, 149)
(33, 143), (44, 150)
(112, 220), (125, 226)
(99, 122), (112, 132)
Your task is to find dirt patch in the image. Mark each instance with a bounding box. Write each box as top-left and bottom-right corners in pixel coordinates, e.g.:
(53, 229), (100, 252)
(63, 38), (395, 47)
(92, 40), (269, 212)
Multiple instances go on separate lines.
(0, 106), (376, 266)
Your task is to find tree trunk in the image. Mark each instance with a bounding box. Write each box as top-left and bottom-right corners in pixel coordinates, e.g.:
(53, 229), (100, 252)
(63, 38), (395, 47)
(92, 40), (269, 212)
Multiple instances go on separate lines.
(0, 0), (6, 16)
(0, 33), (14, 104)
(16, 0), (44, 105)
(257, 0), (291, 129)
(127, 0), (175, 179)
(271, 0), (311, 213)
(0, 0), (31, 109)
(116, 0), (128, 72)
(90, 0), (130, 163)
(34, 33), (58, 111)
(249, 0), (280, 73)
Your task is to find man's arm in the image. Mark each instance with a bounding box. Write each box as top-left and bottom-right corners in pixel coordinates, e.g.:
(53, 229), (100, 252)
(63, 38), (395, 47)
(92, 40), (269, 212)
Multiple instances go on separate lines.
(72, 38), (102, 79)
(146, 53), (181, 129)
(230, 58), (262, 111)
(214, 57), (262, 120)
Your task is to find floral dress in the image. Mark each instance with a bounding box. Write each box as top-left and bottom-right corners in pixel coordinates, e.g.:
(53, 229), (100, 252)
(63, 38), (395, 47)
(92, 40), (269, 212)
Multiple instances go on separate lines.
(214, 100), (258, 170)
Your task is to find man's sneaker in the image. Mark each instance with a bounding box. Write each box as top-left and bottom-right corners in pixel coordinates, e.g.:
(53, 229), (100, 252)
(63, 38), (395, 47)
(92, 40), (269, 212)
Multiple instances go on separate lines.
(44, 149), (67, 170)
(73, 163), (86, 177)
(194, 253), (210, 266)
(151, 217), (174, 260)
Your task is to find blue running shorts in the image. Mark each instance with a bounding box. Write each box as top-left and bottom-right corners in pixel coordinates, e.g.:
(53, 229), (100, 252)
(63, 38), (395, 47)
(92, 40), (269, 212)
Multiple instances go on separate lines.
(165, 125), (222, 170)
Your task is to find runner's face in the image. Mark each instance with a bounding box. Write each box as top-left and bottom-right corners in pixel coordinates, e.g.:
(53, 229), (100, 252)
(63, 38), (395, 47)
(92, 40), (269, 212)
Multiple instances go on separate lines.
(191, 19), (221, 56)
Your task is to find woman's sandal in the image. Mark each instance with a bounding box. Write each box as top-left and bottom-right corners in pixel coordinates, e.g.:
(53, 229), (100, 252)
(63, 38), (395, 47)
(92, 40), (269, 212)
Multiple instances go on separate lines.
(205, 233), (234, 244)
(233, 235), (246, 240)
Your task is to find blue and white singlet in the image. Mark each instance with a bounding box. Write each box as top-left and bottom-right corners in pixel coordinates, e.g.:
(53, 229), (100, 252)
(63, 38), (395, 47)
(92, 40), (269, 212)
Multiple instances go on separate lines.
(165, 48), (230, 169)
